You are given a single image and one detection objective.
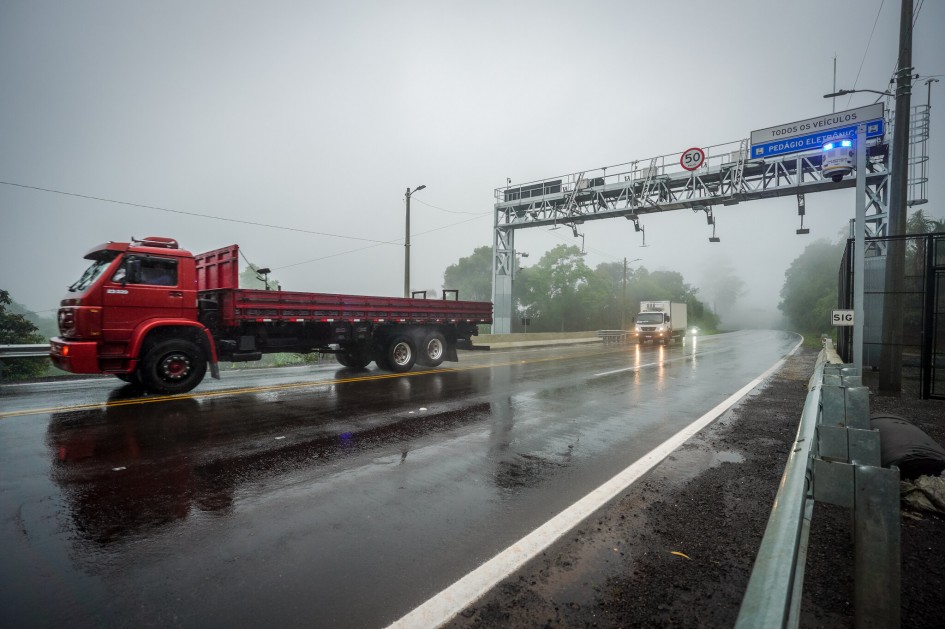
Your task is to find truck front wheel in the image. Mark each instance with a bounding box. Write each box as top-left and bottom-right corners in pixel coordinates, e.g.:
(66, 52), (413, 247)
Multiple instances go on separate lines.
(139, 339), (207, 394)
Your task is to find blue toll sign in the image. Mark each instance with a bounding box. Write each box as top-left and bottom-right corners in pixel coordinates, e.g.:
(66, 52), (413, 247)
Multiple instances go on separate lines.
(751, 119), (884, 159)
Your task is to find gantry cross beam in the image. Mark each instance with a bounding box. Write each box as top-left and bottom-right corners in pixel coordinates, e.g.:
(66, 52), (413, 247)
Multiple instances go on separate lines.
(492, 139), (890, 333)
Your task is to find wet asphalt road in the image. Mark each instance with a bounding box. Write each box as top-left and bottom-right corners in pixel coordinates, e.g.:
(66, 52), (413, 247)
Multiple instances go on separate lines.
(0, 330), (798, 628)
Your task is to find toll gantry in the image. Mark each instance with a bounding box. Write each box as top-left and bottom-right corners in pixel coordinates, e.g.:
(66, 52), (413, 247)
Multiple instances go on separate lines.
(490, 104), (916, 334)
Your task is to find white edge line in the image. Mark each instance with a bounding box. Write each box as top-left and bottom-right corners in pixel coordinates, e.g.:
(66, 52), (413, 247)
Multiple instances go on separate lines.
(387, 336), (803, 629)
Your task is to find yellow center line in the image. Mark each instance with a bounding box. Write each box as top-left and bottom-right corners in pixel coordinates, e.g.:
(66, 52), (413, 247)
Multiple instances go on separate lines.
(1, 346), (631, 420)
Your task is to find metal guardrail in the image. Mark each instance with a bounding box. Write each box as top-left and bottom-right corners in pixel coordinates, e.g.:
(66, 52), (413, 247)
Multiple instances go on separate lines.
(736, 340), (900, 629)
(597, 330), (631, 345)
(0, 343), (50, 359)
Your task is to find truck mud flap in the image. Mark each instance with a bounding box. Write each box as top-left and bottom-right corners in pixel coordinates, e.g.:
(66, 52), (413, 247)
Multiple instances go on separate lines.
(456, 339), (490, 352)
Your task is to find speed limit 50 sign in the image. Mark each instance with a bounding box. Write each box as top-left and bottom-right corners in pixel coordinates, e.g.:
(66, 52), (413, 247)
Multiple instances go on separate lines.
(680, 147), (705, 171)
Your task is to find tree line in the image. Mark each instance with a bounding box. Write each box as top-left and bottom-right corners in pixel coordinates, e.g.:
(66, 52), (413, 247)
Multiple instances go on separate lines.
(444, 244), (719, 333)
(778, 209), (945, 336)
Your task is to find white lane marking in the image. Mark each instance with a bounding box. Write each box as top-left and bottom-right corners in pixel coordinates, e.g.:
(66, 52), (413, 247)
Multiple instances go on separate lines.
(387, 337), (802, 629)
(594, 360), (663, 376)
(592, 347), (728, 377)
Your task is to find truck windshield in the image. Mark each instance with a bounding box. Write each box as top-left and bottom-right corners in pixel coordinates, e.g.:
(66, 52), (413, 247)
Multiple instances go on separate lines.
(636, 313), (665, 324)
(68, 251), (119, 292)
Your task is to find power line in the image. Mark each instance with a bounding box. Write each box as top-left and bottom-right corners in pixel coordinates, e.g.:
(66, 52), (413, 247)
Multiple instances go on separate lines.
(273, 242), (388, 271)
(412, 198), (489, 216)
(913, 0), (925, 27)
(847, 0), (886, 109)
(2, 179), (495, 273)
(0, 180), (394, 245)
(273, 214), (490, 271)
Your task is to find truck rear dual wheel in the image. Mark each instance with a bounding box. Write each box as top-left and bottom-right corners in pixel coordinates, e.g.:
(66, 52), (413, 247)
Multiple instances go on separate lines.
(417, 331), (446, 368)
(139, 339), (207, 394)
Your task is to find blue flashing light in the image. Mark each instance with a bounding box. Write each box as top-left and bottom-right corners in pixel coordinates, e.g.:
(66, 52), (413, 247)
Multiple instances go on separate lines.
(823, 142), (835, 151)
(841, 140), (852, 147)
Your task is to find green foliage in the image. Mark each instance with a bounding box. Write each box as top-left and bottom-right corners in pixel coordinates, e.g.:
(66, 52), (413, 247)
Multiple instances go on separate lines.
(0, 289), (47, 380)
(510, 246), (717, 333)
(240, 263), (281, 290)
(441, 245), (719, 333)
(905, 209), (945, 278)
(442, 246), (493, 301)
(515, 245), (597, 332)
(6, 298), (57, 339)
(906, 208), (945, 235)
(778, 239), (844, 334)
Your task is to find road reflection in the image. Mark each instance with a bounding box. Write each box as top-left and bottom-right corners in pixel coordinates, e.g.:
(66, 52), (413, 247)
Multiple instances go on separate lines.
(46, 370), (489, 545)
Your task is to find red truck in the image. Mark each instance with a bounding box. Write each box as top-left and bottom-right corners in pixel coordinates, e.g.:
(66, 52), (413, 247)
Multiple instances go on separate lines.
(50, 237), (492, 394)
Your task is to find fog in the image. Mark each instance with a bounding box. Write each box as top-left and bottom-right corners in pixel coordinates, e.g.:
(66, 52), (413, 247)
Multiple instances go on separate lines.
(2, 1), (943, 329)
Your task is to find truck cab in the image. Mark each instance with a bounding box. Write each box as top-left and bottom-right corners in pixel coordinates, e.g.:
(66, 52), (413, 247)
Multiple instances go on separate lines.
(50, 237), (217, 391)
(633, 301), (687, 345)
(634, 311), (672, 344)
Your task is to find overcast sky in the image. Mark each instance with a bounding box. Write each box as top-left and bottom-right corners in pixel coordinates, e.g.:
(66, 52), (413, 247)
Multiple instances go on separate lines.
(2, 0), (943, 326)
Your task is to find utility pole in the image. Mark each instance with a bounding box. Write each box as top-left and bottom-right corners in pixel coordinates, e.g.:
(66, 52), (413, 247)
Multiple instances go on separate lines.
(404, 185), (426, 298)
(878, 0), (913, 394)
(622, 257), (627, 329)
(620, 258), (640, 329)
(832, 54), (837, 114)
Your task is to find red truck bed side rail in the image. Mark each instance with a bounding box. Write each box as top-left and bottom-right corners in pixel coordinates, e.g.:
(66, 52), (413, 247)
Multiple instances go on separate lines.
(227, 290), (492, 327)
(194, 244), (492, 327)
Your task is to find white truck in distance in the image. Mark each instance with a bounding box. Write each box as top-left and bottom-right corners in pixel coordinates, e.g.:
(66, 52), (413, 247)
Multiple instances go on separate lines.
(633, 301), (687, 345)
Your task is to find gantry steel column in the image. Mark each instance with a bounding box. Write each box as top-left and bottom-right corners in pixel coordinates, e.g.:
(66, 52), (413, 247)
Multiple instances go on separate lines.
(492, 220), (514, 334)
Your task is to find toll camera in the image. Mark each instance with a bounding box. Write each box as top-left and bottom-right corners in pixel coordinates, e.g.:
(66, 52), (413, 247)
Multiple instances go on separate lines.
(822, 138), (854, 182)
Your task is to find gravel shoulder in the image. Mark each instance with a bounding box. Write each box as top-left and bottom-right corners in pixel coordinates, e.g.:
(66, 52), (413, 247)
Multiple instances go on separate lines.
(449, 347), (945, 628)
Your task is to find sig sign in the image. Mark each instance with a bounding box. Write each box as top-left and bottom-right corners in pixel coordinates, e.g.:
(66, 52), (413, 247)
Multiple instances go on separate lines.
(680, 147), (705, 171)
(832, 309), (855, 326)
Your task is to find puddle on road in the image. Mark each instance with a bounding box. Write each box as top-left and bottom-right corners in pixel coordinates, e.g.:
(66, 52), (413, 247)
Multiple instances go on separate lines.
(657, 447), (745, 485)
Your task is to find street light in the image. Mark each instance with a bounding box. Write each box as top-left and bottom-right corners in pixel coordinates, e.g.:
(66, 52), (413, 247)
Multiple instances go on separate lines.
(823, 88), (893, 99)
(404, 184), (426, 297)
(622, 257), (642, 329)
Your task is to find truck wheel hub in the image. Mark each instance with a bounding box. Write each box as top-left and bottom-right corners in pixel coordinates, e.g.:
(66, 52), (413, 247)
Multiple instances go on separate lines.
(392, 343), (411, 366)
(161, 354), (191, 380)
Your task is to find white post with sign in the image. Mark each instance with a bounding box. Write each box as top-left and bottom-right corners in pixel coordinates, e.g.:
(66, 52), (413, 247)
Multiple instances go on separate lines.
(853, 123), (866, 372)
